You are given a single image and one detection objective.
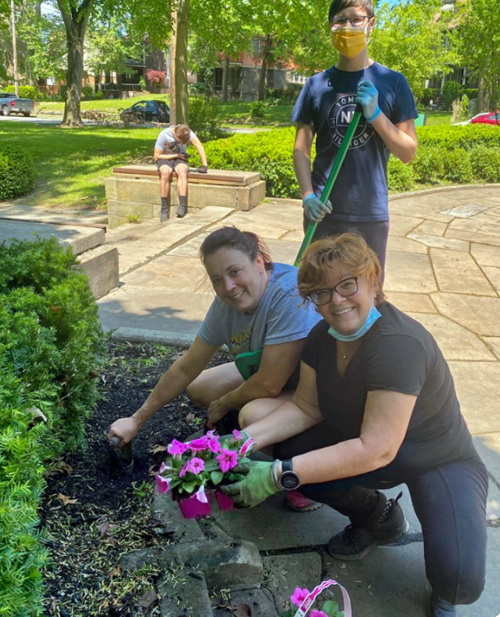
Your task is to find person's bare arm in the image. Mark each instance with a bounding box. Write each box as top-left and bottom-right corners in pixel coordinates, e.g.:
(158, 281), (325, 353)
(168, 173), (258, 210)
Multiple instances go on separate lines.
(154, 147), (184, 162)
(206, 339), (305, 427)
(370, 116), (418, 164)
(191, 136), (207, 167)
(292, 389), (416, 484)
(293, 124), (315, 197)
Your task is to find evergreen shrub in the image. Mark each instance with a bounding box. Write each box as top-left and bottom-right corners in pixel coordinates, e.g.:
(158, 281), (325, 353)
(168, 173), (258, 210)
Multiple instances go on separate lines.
(442, 147), (474, 183)
(387, 156), (415, 192)
(0, 146), (35, 201)
(0, 238), (104, 616)
(470, 146), (500, 182)
(4, 85), (37, 100)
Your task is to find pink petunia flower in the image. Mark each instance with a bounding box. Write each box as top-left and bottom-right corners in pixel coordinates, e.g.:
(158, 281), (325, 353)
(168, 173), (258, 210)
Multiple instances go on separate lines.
(290, 588), (310, 607)
(159, 462), (168, 474)
(156, 474), (170, 494)
(216, 448), (238, 473)
(186, 457), (205, 475)
(168, 439), (189, 456)
(207, 436), (221, 453)
(232, 429), (243, 441)
(310, 611), (328, 617)
(195, 484), (208, 503)
(189, 436), (210, 451)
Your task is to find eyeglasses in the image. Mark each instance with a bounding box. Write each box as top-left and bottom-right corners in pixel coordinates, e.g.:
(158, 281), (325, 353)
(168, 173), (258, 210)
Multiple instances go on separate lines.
(331, 15), (371, 29)
(308, 277), (359, 306)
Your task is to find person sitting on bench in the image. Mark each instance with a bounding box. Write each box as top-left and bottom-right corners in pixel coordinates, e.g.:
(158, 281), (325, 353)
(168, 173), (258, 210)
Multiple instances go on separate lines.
(154, 123), (208, 220)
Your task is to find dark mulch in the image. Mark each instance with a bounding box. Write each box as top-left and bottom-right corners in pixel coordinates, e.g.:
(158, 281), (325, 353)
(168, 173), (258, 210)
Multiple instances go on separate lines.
(41, 341), (228, 617)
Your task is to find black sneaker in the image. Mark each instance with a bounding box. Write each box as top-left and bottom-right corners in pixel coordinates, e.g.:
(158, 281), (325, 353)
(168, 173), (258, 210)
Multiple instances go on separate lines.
(176, 203), (187, 218)
(328, 492), (409, 561)
(426, 593), (456, 617)
(160, 206), (170, 222)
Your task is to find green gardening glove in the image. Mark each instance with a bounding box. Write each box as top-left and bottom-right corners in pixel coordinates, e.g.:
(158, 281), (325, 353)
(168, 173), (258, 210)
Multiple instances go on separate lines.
(220, 461), (282, 508)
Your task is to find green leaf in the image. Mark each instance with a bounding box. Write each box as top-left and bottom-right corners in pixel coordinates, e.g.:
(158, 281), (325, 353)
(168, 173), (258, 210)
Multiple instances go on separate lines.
(181, 481), (198, 493)
(322, 600), (339, 616)
(210, 471), (224, 485)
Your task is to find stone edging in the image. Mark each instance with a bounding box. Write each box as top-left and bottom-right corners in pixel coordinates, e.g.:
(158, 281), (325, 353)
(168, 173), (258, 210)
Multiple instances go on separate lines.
(389, 183), (500, 201)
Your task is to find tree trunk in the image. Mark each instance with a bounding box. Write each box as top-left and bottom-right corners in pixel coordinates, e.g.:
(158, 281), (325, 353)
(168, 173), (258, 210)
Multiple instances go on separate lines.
(257, 35), (271, 101)
(477, 77), (486, 113)
(170, 0), (189, 125)
(221, 53), (229, 103)
(57, 0), (95, 127)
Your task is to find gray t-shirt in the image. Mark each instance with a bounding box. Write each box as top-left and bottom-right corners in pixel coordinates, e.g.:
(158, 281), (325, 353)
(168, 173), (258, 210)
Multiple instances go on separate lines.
(198, 263), (321, 357)
(154, 126), (197, 155)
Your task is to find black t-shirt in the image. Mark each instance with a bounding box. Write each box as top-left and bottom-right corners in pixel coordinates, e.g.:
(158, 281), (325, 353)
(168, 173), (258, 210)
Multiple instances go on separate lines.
(301, 302), (477, 476)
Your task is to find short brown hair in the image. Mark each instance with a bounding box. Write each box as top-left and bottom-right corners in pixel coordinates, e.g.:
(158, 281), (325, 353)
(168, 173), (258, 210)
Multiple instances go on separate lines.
(328, 0), (374, 23)
(174, 124), (191, 143)
(199, 227), (273, 272)
(297, 233), (385, 304)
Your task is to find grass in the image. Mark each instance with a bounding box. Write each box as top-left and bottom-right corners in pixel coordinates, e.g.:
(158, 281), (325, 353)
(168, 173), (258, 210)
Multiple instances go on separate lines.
(422, 111), (453, 126)
(35, 93), (171, 115)
(0, 123), (161, 209)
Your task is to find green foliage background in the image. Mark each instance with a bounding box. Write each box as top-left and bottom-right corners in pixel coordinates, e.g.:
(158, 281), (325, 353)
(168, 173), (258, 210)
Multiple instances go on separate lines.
(0, 238), (104, 616)
(0, 146), (35, 201)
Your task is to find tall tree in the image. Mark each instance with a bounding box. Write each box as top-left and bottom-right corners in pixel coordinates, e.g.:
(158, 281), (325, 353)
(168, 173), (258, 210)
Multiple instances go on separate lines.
(457, 0), (500, 111)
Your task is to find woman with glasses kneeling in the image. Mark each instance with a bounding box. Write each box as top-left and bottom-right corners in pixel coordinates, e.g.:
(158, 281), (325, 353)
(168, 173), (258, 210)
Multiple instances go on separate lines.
(223, 233), (487, 617)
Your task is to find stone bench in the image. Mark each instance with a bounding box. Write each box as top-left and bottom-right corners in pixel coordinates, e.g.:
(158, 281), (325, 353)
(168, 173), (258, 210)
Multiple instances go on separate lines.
(105, 165), (266, 228)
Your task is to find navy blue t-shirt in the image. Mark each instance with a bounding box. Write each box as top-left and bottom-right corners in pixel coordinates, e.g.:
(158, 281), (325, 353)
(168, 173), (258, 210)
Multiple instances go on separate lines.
(292, 62), (418, 223)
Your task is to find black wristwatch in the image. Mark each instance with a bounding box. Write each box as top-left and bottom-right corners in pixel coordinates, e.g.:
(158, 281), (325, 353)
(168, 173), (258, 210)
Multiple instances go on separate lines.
(278, 459), (301, 491)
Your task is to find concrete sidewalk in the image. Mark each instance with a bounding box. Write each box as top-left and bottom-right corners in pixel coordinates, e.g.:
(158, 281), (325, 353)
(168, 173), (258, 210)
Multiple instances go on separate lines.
(97, 185), (500, 617)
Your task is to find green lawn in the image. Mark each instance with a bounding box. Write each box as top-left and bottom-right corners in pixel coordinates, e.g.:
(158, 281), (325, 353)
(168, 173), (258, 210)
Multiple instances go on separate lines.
(36, 94), (171, 115)
(0, 123), (162, 209)
(423, 111), (453, 126)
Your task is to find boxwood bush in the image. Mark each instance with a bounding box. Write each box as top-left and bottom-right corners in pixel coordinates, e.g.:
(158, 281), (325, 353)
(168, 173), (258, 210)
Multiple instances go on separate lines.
(4, 85), (37, 100)
(190, 124), (500, 198)
(0, 238), (104, 616)
(0, 146), (35, 201)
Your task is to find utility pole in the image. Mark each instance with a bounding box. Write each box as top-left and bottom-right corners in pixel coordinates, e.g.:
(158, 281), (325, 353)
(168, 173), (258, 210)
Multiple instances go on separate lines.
(10, 0), (19, 97)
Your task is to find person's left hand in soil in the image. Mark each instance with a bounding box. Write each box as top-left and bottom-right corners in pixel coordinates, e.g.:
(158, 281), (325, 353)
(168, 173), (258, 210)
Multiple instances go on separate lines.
(356, 79), (381, 123)
(207, 398), (233, 429)
(220, 460), (282, 508)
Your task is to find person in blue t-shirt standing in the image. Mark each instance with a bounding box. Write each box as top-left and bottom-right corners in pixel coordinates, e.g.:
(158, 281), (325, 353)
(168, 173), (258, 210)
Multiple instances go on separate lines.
(292, 0), (418, 274)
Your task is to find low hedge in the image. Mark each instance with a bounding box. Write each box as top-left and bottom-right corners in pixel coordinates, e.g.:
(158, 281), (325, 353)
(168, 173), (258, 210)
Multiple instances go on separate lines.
(0, 238), (104, 616)
(0, 146), (35, 201)
(3, 85), (37, 100)
(190, 124), (500, 198)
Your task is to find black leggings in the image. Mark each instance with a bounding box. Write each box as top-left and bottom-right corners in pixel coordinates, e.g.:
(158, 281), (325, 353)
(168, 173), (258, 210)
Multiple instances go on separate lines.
(304, 217), (390, 278)
(275, 426), (488, 606)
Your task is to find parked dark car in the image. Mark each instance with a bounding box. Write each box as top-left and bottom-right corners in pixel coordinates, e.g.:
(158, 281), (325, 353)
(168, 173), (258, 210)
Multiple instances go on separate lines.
(470, 111), (500, 126)
(120, 100), (170, 124)
(0, 92), (35, 117)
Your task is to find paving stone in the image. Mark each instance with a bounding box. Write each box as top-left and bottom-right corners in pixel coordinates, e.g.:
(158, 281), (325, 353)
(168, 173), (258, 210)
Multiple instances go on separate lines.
(98, 287), (213, 334)
(387, 214), (423, 237)
(121, 256), (207, 290)
(322, 542), (429, 617)
(386, 236), (428, 254)
(442, 204), (489, 218)
(264, 239), (302, 265)
(385, 292), (436, 313)
(227, 588), (278, 617)
(407, 231), (469, 252)
(168, 233), (211, 257)
(213, 212), (291, 239)
(158, 568), (212, 617)
(152, 492), (204, 544)
(390, 197), (455, 219)
(483, 337), (500, 360)
(281, 228), (306, 242)
(121, 539), (263, 589)
(432, 293), (500, 336)
(471, 242), (500, 266)
(448, 361), (500, 434)
(445, 228), (500, 248)
(414, 220), (448, 237)
(211, 488), (422, 552)
(478, 218), (500, 238)
(482, 266), (500, 294)
(407, 313), (496, 361)
(429, 248), (496, 296)
(448, 217), (484, 232)
(263, 552), (322, 612)
(384, 252), (437, 294)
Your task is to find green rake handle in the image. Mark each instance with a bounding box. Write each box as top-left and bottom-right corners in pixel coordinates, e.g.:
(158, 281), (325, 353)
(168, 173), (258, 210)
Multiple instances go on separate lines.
(294, 107), (362, 267)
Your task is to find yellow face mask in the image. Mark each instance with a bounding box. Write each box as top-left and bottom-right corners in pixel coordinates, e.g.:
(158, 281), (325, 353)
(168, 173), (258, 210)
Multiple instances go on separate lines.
(331, 28), (367, 58)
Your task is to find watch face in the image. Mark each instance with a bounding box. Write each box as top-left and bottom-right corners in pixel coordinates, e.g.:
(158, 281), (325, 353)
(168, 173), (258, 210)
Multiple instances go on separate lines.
(281, 470), (300, 490)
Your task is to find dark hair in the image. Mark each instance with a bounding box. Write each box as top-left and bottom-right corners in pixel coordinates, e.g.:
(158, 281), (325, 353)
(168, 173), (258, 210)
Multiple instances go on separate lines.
(328, 0), (374, 22)
(199, 227), (273, 271)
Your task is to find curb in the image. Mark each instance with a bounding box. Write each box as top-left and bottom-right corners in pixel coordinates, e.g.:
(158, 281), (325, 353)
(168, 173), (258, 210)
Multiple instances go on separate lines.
(389, 183), (500, 201)
(111, 327), (195, 348)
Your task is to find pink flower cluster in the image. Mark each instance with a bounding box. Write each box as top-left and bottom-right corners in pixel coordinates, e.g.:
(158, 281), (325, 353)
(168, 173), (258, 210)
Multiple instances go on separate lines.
(290, 588), (328, 616)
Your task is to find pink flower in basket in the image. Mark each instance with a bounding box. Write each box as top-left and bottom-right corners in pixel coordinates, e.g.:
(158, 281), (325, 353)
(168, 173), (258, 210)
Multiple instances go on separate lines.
(310, 611), (328, 617)
(156, 474), (170, 494)
(216, 448), (239, 473)
(291, 588), (310, 607)
(189, 436), (210, 451)
(178, 492), (212, 518)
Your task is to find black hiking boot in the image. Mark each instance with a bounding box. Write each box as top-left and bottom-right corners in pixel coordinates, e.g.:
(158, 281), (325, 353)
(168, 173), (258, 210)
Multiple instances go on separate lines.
(160, 206), (170, 222)
(327, 491), (409, 561)
(426, 593), (456, 617)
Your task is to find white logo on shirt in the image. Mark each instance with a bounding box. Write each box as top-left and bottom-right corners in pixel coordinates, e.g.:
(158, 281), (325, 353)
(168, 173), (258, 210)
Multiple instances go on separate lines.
(327, 94), (374, 149)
